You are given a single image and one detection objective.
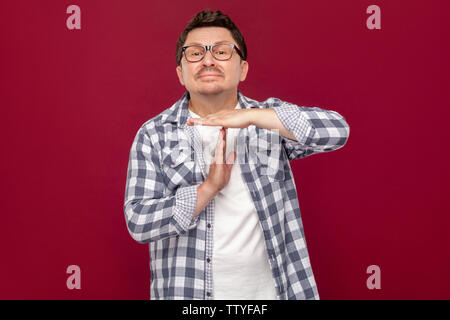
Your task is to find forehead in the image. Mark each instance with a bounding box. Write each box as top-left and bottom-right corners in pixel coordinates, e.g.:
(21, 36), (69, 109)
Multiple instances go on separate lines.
(184, 27), (235, 45)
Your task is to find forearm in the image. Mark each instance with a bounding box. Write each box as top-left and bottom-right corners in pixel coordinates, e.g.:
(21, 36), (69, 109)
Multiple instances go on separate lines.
(124, 191), (191, 243)
(247, 108), (297, 141)
(269, 102), (350, 160)
(193, 180), (218, 218)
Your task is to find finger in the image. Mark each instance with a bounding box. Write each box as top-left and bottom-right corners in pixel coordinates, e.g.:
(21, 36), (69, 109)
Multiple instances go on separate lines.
(226, 151), (236, 168)
(187, 118), (203, 126)
(215, 129), (224, 164)
(199, 116), (221, 127)
(221, 128), (227, 164)
(222, 126), (227, 142)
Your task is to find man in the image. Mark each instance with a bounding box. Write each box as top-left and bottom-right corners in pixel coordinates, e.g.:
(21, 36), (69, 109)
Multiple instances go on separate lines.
(123, 9), (350, 300)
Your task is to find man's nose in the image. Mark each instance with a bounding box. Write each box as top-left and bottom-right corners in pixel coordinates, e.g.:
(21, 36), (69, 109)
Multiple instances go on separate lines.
(202, 49), (215, 66)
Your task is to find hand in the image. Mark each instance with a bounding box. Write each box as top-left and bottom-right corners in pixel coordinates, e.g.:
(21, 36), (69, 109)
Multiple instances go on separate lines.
(203, 127), (236, 195)
(188, 107), (298, 141)
(187, 109), (253, 128)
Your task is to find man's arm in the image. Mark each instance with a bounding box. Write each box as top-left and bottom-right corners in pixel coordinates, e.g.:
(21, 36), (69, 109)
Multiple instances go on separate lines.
(247, 108), (297, 140)
(124, 128), (202, 243)
(187, 107), (296, 140)
(266, 100), (350, 160)
(187, 100), (350, 160)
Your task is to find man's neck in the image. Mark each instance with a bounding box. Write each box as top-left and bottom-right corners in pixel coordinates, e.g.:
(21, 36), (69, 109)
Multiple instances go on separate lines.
(188, 90), (239, 117)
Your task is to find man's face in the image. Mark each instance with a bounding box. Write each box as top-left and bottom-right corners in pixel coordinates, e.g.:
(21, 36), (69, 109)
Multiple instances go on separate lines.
(176, 27), (249, 96)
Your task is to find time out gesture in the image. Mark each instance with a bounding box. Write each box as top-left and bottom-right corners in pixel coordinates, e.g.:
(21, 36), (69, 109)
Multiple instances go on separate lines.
(188, 107), (298, 218)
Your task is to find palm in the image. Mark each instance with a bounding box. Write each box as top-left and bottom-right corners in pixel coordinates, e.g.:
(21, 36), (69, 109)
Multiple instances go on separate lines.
(187, 109), (250, 128)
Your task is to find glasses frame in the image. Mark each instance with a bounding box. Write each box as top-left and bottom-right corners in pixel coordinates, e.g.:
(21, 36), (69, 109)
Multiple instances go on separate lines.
(182, 43), (244, 62)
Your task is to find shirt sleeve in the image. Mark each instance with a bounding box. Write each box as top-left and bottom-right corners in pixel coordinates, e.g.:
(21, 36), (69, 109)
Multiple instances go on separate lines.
(270, 99), (350, 161)
(123, 128), (200, 244)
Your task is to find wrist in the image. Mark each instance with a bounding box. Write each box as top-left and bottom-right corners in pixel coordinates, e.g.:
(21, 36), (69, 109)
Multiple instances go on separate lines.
(244, 108), (257, 126)
(245, 108), (274, 128)
(199, 179), (219, 198)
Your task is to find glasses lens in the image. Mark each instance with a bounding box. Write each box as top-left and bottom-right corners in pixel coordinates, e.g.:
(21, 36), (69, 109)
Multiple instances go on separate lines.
(185, 46), (205, 62)
(212, 44), (233, 60)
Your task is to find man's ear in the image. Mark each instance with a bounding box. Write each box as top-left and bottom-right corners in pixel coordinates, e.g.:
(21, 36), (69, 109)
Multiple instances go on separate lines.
(239, 60), (249, 82)
(176, 65), (185, 86)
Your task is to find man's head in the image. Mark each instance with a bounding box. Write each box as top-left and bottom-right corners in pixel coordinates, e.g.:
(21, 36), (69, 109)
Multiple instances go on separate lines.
(175, 10), (249, 96)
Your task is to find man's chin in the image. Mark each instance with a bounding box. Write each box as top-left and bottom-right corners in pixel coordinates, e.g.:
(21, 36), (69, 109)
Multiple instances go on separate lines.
(196, 85), (225, 96)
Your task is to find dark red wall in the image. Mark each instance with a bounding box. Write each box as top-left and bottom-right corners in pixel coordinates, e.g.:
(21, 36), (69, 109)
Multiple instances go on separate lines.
(1, 0), (449, 299)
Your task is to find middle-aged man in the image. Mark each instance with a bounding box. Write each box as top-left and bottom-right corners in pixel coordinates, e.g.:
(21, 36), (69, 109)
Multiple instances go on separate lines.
(124, 9), (350, 300)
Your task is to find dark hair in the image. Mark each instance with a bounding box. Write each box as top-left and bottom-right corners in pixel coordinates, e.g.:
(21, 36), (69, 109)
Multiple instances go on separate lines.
(176, 9), (247, 66)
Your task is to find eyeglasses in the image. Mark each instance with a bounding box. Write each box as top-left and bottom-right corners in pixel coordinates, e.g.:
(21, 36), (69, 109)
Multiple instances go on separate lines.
(182, 43), (244, 62)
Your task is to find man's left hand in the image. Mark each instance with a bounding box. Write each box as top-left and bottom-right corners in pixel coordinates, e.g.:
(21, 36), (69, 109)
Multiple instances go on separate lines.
(186, 109), (253, 128)
(186, 108), (297, 141)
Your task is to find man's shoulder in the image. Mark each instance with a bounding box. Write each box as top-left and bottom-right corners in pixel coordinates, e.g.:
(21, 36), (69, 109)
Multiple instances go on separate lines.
(132, 97), (185, 148)
(239, 93), (286, 109)
(139, 98), (183, 132)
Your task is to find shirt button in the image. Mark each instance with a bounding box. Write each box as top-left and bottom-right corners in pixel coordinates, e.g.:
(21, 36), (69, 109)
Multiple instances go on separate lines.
(207, 223), (211, 228)
(207, 258), (211, 263)
(206, 292), (211, 297)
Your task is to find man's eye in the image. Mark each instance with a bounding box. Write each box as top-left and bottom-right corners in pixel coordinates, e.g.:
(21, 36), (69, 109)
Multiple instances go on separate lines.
(217, 51), (226, 55)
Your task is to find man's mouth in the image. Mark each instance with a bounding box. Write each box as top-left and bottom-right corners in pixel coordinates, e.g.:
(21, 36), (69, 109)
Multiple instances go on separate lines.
(198, 73), (223, 78)
(196, 67), (224, 79)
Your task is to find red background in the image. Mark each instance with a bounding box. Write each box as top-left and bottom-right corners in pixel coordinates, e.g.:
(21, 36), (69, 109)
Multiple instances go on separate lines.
(1, 0), (449, 299)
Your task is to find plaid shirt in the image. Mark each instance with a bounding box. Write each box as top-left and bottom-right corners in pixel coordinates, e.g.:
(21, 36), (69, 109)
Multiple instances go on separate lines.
(123, 91), (350, 300)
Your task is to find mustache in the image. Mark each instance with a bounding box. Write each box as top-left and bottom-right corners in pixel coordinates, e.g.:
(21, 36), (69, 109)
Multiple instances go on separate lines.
(195, 67), (224, 79)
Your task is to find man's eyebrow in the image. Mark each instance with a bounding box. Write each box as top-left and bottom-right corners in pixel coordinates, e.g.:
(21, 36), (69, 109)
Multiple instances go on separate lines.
(184, 40), (233, 46)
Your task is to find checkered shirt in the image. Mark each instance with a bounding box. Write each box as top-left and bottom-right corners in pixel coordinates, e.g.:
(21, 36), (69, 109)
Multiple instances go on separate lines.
(123, 91), (350, 300)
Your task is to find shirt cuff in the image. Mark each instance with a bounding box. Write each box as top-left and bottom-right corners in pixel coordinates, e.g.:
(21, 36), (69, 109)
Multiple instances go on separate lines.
(172, 184), (201, 233)
(272, 103), (313, 146)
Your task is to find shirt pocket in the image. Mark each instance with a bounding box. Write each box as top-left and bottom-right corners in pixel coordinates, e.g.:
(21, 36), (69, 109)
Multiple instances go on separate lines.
(256, 133), (286, 182)
(161, 147), (195, 190)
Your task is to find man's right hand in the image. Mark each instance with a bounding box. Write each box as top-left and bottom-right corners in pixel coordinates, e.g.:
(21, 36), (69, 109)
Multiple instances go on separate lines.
(204, 127), (236, 193)
(193, 127), (236, 217)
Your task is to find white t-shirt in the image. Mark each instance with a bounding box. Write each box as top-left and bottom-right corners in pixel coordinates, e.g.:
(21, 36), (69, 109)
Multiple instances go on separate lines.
(189, 105), (279, 300)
